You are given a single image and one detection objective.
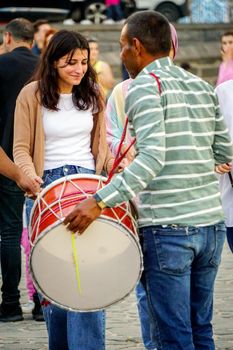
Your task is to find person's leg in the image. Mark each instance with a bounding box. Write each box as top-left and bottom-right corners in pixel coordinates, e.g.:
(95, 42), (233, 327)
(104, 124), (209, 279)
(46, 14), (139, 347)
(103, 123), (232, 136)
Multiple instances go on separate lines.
(113, 4), (123, 21)
(140, 225), (196, 350)
(25, 197), (44, 321)
(21, 223), (36, 301)
(67, 310), (105, 350)
(106, 5), (114, 20)
(226, 226), (233, 253)
(191, 223), (225, 350)
(0, 180), (24, 321)
(135, 282), (157, 350)
(44, 304), (68, 350)
(21, 225), (35, 313)
(64, 166), (105, 349)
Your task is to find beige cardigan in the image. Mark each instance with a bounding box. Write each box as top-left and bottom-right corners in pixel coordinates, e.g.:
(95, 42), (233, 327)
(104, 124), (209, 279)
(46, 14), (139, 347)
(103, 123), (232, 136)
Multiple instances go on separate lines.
(13, 81), (114, 178)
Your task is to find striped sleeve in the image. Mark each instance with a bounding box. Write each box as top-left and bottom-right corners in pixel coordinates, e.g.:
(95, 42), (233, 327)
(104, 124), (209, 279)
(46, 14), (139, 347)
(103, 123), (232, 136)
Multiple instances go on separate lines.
(97, 75), (165, 207)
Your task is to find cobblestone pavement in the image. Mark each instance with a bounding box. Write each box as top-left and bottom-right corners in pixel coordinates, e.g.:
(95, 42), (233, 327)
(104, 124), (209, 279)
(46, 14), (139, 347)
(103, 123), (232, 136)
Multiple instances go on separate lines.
(0, 243), (232, 350)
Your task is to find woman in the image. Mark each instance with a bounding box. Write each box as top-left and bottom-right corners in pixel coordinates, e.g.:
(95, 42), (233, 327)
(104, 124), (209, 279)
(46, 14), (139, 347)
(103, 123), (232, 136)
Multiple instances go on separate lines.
(14, 30), (114, 350)
(88, 37), (115, 99)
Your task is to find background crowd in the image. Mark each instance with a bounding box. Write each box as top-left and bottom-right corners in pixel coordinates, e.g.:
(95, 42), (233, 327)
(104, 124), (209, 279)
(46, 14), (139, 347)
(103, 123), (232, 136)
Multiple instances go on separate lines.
(0, 7), (233, 350)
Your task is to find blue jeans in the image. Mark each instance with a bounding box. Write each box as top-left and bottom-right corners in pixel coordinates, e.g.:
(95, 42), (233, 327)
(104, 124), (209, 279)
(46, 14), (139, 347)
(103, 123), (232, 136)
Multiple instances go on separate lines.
(26, 165), (105, 350)
(106, 5), (123, 21)
(135, 282), (156, 350)
(43, 305), (105, 350)
(0, 177), (25, 310)
(140, 223), (226, 350)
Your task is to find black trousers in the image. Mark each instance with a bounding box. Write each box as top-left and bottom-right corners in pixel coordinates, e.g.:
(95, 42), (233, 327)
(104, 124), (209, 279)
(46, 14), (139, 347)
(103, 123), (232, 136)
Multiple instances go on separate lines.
(0, 177), (24, 310)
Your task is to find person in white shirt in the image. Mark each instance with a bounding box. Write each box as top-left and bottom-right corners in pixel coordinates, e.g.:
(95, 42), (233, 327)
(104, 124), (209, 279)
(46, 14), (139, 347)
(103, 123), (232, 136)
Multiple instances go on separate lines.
(215, 80), (233, 253)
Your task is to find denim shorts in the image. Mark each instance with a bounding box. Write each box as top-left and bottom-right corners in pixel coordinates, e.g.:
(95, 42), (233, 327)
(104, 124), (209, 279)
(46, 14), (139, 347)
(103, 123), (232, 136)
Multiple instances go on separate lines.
(42, 165), (95, 187)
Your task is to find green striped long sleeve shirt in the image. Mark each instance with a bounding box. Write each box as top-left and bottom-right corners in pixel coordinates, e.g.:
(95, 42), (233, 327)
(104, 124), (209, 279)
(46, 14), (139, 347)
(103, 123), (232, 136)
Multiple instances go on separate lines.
(97, 57), (233, 227)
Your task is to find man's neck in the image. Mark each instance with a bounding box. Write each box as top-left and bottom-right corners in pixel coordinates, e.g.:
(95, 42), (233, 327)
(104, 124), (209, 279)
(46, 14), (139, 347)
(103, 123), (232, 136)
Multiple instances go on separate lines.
(139, 53), (168, 72)
(8, 42), (31, 52)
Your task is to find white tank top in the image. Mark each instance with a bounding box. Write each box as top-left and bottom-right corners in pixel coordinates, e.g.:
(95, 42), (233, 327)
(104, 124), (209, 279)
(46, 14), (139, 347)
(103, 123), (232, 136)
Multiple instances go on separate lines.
(42, 93), (95, 171)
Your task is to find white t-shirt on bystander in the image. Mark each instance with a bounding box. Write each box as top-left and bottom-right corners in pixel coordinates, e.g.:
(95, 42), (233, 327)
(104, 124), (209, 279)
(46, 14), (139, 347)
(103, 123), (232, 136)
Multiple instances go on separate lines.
(215, 80), (233, 227)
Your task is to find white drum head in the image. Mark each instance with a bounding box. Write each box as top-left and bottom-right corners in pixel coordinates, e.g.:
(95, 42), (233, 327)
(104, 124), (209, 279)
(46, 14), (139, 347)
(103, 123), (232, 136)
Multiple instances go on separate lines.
(30, 218), (142, 311)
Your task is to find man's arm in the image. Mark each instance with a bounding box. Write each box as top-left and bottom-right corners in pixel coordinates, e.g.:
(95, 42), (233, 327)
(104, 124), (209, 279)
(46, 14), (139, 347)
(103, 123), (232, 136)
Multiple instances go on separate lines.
(0, 147), (38, 194)
(96, 75), (166, 207)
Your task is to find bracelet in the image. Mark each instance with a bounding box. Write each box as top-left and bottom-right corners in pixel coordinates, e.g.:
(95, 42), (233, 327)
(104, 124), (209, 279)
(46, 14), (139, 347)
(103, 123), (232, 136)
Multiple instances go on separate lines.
(93, 193), (106, 209)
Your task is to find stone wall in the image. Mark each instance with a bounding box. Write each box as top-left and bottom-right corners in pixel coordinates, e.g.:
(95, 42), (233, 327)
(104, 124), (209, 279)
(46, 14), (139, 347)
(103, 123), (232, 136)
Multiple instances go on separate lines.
(55, 22), (233, 86)
(1, 22), (233, 86)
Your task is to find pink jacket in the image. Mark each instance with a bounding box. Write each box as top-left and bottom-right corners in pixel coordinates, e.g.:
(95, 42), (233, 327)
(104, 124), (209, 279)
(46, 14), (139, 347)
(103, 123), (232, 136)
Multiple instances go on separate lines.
(105, 0), (120, 5)
(216, 60), (233, 86)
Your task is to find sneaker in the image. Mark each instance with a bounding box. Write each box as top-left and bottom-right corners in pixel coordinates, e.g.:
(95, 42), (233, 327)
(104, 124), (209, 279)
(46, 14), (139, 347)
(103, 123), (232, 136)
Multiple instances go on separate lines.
(102, 19), (115, 24)
(32, 306), (44, 322)
(0, 305), (23, 322)
(116, 19), (126, 24)
(22, 300), (35, 314)
(63, 18), (76, 25)
(79, 19), (93, 25)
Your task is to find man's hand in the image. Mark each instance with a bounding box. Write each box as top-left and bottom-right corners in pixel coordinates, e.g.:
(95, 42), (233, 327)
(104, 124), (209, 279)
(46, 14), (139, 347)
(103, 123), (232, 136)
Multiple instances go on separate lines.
(215, 163), (232, 174)
(63, 197), (102, 234)
(221, 47), (233, 63)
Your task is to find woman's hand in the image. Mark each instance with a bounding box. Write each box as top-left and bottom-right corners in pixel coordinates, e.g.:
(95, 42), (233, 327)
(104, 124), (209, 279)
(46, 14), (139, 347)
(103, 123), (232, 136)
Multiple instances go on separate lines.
(120, 144), (135, 163)
(117, 158), (130, 172)
(15, 169), (40, 196)
(24, 175), (43, 198)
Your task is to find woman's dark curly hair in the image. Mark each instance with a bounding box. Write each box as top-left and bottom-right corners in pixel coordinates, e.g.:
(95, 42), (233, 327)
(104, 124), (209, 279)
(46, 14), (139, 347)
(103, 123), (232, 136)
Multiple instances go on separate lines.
(32, 30), (103, 112)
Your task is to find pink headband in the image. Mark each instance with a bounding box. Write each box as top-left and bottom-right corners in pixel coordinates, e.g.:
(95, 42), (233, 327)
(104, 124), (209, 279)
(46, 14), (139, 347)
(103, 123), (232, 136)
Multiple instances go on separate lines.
(169, 23), (179, 59)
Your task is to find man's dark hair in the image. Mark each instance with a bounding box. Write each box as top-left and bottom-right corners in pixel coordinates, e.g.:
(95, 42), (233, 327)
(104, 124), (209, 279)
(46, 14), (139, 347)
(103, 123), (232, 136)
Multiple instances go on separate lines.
(4, 18), (34, 43)
(221, 31), (233, 39)
(125, 11), (171, 56)
(33, 19), (49, 33)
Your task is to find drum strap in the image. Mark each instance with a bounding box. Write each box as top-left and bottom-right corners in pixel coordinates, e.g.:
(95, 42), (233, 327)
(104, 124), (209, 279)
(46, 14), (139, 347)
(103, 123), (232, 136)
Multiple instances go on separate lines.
(106, 72), (161, 184)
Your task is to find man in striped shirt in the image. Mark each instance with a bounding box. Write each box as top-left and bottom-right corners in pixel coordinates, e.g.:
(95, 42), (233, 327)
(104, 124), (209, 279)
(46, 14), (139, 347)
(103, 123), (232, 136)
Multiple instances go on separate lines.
(65, 11), (233, 350)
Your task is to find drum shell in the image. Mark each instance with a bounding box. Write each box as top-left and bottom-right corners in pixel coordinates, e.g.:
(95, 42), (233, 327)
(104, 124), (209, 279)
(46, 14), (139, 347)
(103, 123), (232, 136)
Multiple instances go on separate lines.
(29, 174), (143, 312)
